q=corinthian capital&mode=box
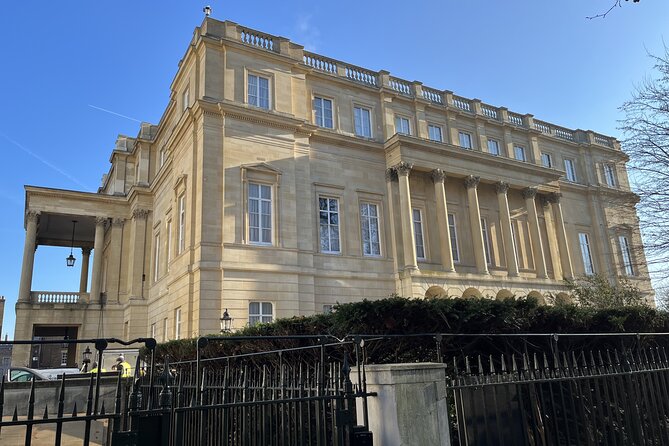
[26,210,40,223]
[430,169,446,184]
[95,216,108,226]
[132,208,150,220]
[522,187,538,200]
[385,168,398,183]
[546,192,562,204]
[111,218,125,227]
[464,175,480,189]
[394,162,413,177]
[495,181,510,194]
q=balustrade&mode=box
[508,113,525,127]
[345,65,378,86]
[30,291,81,304]
[389,77,413,96]
[303,52,337,74]
[422,87,443,104]
[481,103,499,120]
[452,96,472,112]
[240,28,275,52]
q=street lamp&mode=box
[82,346,92,372]
[220,309,232,333]
[66,220,77,267]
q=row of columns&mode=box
[388,163,574,279]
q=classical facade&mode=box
[13,18,652,365]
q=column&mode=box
[495,182,519,277]
[523,187,548,279]
[464,175,488,274]
[547,193,574,279]
[107,218,125,302]
[541,198,563,280]
[18,210,39,302]
[385,169,400,271]
[431,169,455,272]
[395,162,418,271]
[79,248,91,293]
[127,209,150,299]
[89,217,107,304]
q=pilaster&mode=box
[431,169,455,272]
[495,182,519,277]
[523,187,548,279]
[464,176,488,274]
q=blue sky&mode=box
[0,1,667,339]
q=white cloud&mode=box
[295,14,321,52]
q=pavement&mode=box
[0,418,108,445]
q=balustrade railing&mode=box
[481,103,499,120]
[452,96,472,112]
[303,52,337,74]
[508,113,525,127]
[344,64,378,86]
[533,120,552,134]
[422,87,443,104]
[594,133,614,147]
[240,27,275,52]
[389,77,413,96]
[554,126,575,141]
[31,291,81,304]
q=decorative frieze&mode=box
[495,181,510,194]
[394,162,413,177]
[464,175,480,189]
[430,169,446,184]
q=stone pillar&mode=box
[523,187,548,279]
[79,248,91,293]
[352,363,451,446]
[396,162,418,271]
[127,209,150,299]
[107,218,125,302]
[464,176,488,274]
[18,210,40,302]
[496,182,519,277]
[385,169,400,271]
[431,169,455,272]
[89,217,107,304]
[548,193,574,279]
[541,198,563,280]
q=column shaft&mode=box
[89,217,106,304]
[465,176,488,274]
[18,211,39,302]
[523,188,548,278]
[542,201,563,280]
[550,195,574,279]
[396,163,418,271]
[496,183,519,277]
[79,248,91,293]
[431,170,454,272]
[127,209,149,299]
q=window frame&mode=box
[360,202,382,257]
[151,323,156,339]
[174,307,182,340]
[541,153,553,168]
[564,159,577,182]
[249,301,274,325]
[182,87,190,112]
[177,193,186,254]
[428,124,443,142]
[458,131,472,150]
[319,196,342,254]
[481,217,493,266]
[619,235,635,276]
[487,138,500,156]
[514,145,527,162]
[413,208,426,260]
[313,95,334,129]
[353,105,373,138]
[247,72,271,110]
[448,213,461,263]
[166,218,173,271]
[395,115,411,136]
[248,182,273,245]
[578,232,595,275]
[153,232,161,283]
[604,164,617,187]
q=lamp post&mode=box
[220,309,232,333]
[82,346,92,372]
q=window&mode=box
[182,87,190,111]
[604,164,616,187]
[448,213,460,263]
[413,209,425,260]
[163,318,168,342]
[541,153,553,168]
[514,146,526,162]
[487,139,500,156]
[247,73,270,109]
[153,233,161,282]
[481,218,493,265]
[249,183,272,244]
[564,159,577,182]
[360,203,381,256]
[249,302,273,325]
[178,193,186,254]
[151,323,156,339]
[319,197,340,253]
[166,219,172,270]
[458,132,472,149]
[174,307,182,340]
[619,235,634,276]
[428,125,443,142]
[579,233,595,275]
[354,106,372,137]
[395,116,411,135]
[313,97,334,128]
[323,304,334,314]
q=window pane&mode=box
[262,302,272,314]
[249,302,260,314]
[488,139,499,155]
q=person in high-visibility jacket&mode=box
[113,356,132,378]
[89,362,106,373]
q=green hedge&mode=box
[149,297,669,365]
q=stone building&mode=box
[13,18,652,365]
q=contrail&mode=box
[88,104,142,123]
[0,132,90,190]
